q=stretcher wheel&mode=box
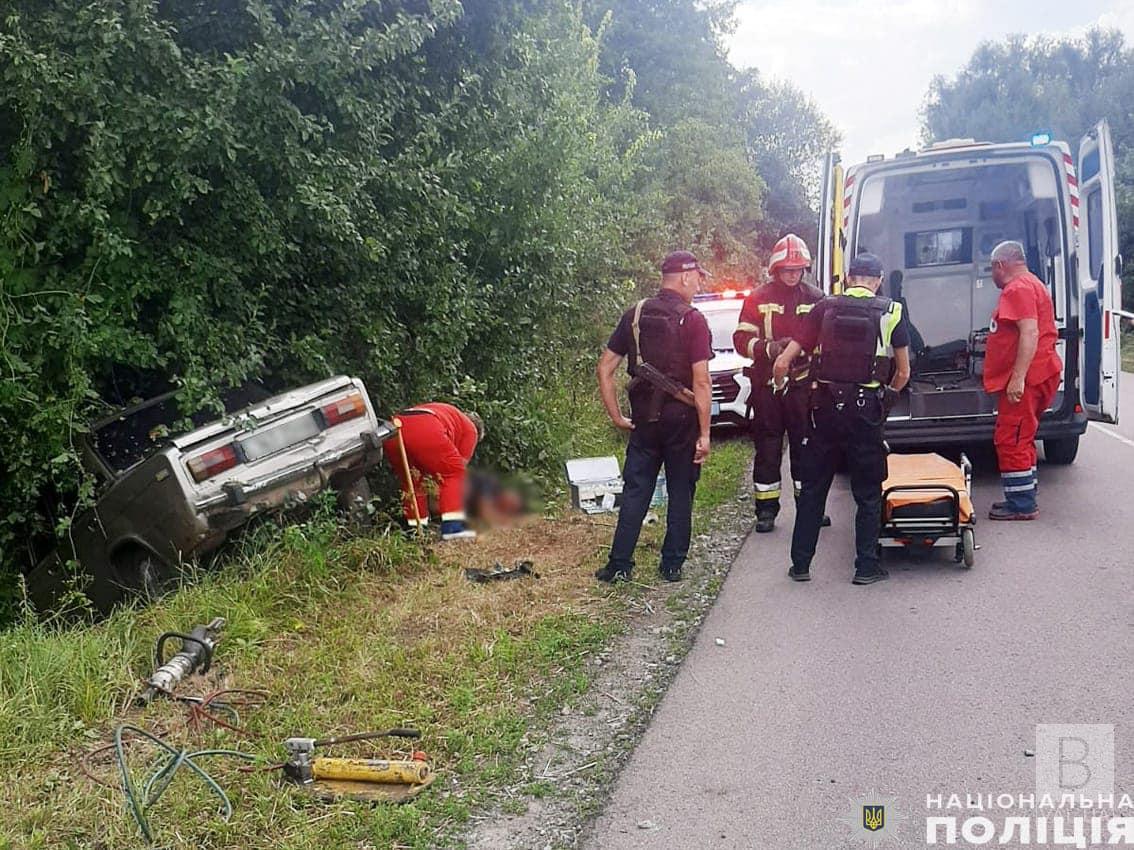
[960,528,975,568]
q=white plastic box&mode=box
[565,456,624,514]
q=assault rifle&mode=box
[634,362,697,407]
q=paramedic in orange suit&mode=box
[983,240,1063,521]
[384,402,484,540]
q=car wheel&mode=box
[1043,435,1079,465]
[337,476,374,528]
[112,546,166,602]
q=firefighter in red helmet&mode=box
[733,234,827,533]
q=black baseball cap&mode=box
[661,250,711,276]
[848,252,884,278]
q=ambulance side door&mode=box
[1077,120,1121,423]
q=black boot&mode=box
[754,500,779,533]
[594,563,631,583]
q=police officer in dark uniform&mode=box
[595,251,713,583]
[773,253,911,585]
[733,233,825,532]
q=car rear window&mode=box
[92,384,272,474]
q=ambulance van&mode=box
[815,121,1123,464]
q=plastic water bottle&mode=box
[650,471,667,508]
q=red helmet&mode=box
[767,233,812,276]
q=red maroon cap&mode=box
[661,250,710,276]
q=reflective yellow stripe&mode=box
[754,490,781,500]
[796,304,814,314]
[757,303,783,340]
[735,321,761,334]
[879,301,903,349]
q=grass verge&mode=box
[1,430,749,850]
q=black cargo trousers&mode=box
[750,380,811,516]
[791,384,888,576]
[606,403,701,574]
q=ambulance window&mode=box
[1081,149,1100,183]
[904,228,972,268]
[1087,187,1103,283]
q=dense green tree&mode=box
[0,0,840,603]
[583,0,738,129]
[583,0,839,277]
[736,72,840,251]
[0,0,650,590]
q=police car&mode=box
[815,122,1124,462]
[693,290,753,428]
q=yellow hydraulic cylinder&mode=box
[311,757,431,785]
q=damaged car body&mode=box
[27,376,394,613]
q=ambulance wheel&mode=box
[1043,435,1079,465]
[960,528,975,568]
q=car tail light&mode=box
[187,444,239,482]
[320,392,367,428]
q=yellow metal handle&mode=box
[311,757,431,785]
[392,417,425,536]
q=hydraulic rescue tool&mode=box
[282,729,434,803]
[137,617,226,705]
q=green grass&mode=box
[1122,329,1134,373]
[0,391,750,850]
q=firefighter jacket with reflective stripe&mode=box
[811,288,904,388]
[733,280,824,387]
[627,295,695,423]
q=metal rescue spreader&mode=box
[879,453,977,568]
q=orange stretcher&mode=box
[880,452,976,568]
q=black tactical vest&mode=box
[627,296,694,423]
[812,295,893,386]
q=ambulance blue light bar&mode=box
[1030,131,1053,146]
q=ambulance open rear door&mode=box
[1076,120,1122,424]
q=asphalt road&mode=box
[585,375,1134,849]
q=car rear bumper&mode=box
[194,427,391,524]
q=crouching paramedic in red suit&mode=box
[983,240,1063,521]
[383,402,484,540]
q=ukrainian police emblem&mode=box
[862,804,884,831]
[839,791,906,846]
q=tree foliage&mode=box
[0,0,836,595]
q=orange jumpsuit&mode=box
[384,403,479,526]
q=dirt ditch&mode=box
[464,487,751,850]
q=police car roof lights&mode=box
[694,288,750,302]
